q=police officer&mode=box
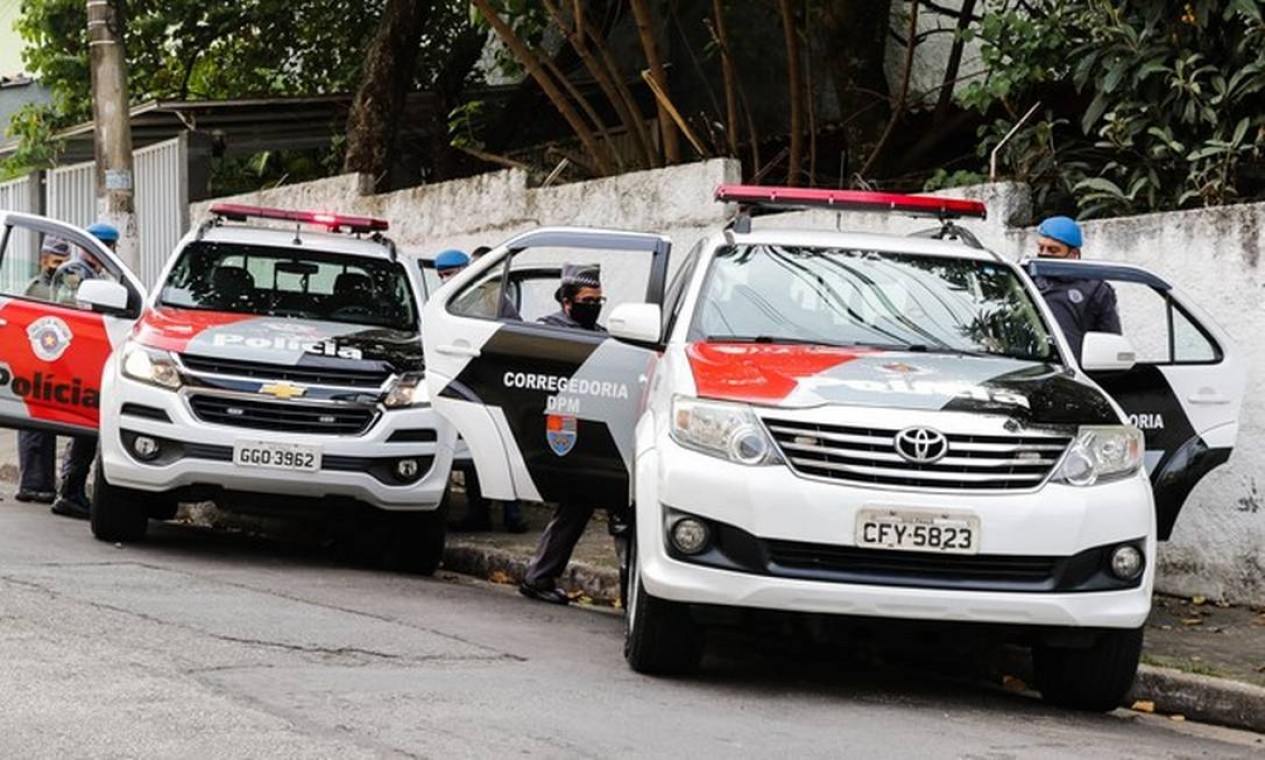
[1032,216,1121,362]
[434,249,470,283]
[14,237,73,504]
[519,264,608,604]
[48,223,117,519]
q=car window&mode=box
[689,244,1055,361]
[0,230,114,310]
[1113,281,1218,365]
[157,241,417,331]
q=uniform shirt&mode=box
[24,271,56,302]
[538,309,607,333]
[1034,276,1121,362]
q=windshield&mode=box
[690,244,1055,361]
[158,242,418,331]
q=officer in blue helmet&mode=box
[434,249,470,283]
[48,222,117,519]
[1033,216,1121,362]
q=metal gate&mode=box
[135,135,188,286]
[46,160,96,229]
[0,172,43,295]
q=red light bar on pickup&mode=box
[715,185,987,220]
[209,203,390,233]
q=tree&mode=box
[958,0,1265,217]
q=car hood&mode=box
[686,342,1117,425]
[134,307,423,372]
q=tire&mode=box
[89,458,149,543]
[389,503,448,576]
[1033,626,1143,711]
[147,498,179,521]
[623,536,702,675]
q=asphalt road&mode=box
[1,494,1261,759]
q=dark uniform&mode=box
[1034,275,1121,362]
[49,255,102,518]
[16,249,67,503]
[520,264,607,603]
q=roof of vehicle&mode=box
[192,222,399,260]
[720,227,1007,262]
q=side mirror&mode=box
[1080,332,1137,372]
[76,279,131,315]
[607,302,662,343]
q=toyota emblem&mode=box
[894,427,949,464]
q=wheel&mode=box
[147,497,179,521]
[89,457,149,542]
[623,535,702,675]
[1033,626,1143,711]
[388,503,448,576]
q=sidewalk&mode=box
[443,499,1265,733]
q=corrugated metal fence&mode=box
[0,172,43,296]
[2,136,188,289]
[135,135,188,286]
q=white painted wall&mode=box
[193,161,1264,603]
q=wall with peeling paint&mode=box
[192,159,1263,603]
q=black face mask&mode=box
[569,301,602,328]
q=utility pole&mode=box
[87,0,138,270]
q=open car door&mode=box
[0,212,145,436]
[1025,259,1246,538]
[422,228,669,507]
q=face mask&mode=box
[569,301,602,328]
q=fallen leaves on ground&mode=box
[1192,595,1207,606]
[1001,675,1027,692]
[1132,700,1156,713]
[487,570,514,584]
[1170,714,1186,722]
[1181,617,1204,626]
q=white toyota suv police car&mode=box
[422,186,1244,710]
[0,205,456,573]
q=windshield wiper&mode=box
[705,335,853,347]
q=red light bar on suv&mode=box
[715,185,987,220]
[209,203,390,233]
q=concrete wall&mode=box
[193,160,1263,604]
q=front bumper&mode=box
[100,369,456,511]
[635,441,1156,630]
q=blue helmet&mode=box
[434,249,470,272]
[1036,216,1083,249]
[86,222,120,244]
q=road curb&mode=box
[1127,665,1265,733]
[443,538,1265,734]
[442,538,621,604]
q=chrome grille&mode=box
[764,419,1070,490]
[189,395,376,435]
[180,354,390,388]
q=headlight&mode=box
[1053,425,1144,486]
[383,372,429,408]
[670,396,782,466]
[121,345,182,390]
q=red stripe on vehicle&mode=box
[132,307,257,353]
[686,342,871,404]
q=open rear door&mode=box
[1025,259,1245,538]
[422,227,669,506]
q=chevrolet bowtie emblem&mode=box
[259,381,306,400]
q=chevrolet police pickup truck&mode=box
[422,187,1245,710]
[0,206,456,573]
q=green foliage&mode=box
[960,0,1265,218]
[6,0,469,182]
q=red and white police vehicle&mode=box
[422,186,1245,709]
[0,206,456,573]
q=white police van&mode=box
[423,186,1244,710]
[0,205,457,573]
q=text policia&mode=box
[0,369,99,409]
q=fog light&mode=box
[132,435,160,461]
[670,517,710,555]
[1109,545,1144,581]
[395,458,420,480]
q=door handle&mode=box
[0,317,7,327]
[437,343,481,358]
[1187,392,1231,405]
